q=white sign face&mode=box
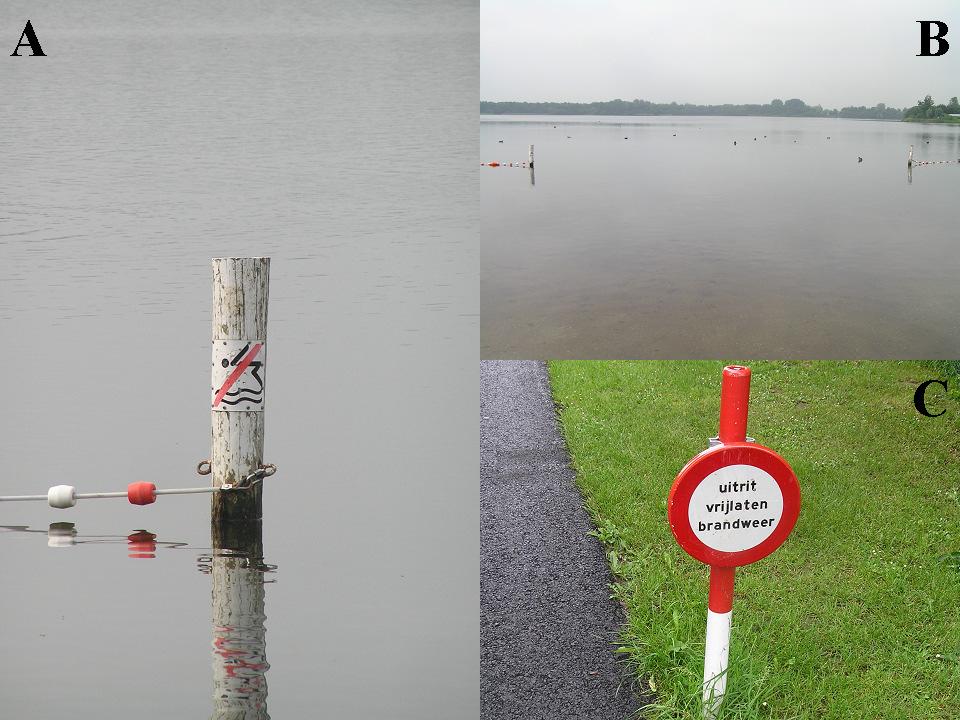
[211,339,266,412]
[687,464,784,553]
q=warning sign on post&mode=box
[688,465,784,553]
[211,339,266,412]
[668,443,799,567]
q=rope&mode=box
[480,161,531,168]
[0,463,277,509]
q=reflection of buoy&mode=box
[48,523,77,548]
[128,530,157,559]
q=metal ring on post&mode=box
[197,460,212,476]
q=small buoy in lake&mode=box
[487,161,500,167]
[127,482,157,506]
[624,137,628,140]
[48,485,77,509]
[733,141,737,146]
[827,136,831,139]
[753,137,756,141]
[673,133,676,137]
[498,140,503,143]
[858,156,863,163]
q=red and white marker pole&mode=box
[703,367,750,715]
[668,366,801,719]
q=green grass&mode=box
[549,361,960,720]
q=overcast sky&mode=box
[481,1,959,108]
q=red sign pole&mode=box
[703,366,750,714]
[668,365,800,718]
[709,365,751,612]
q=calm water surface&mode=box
[481,115,960,357]
[0,2,478,718]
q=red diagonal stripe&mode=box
[213,343,263,407]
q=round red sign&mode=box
[668,442,800,567]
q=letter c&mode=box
[914,379,947,417]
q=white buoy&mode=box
[47,485,77,509]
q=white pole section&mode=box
[908,144,914,167]
[703,608,732,718]
[211,257,270,527]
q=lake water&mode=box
[481,115,960,357]
[0,2,478,718]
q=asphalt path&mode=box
[480,360,643,719]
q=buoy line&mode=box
[480,161,531,168]
[0,464,277,509]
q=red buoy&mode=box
[127,482,157,506]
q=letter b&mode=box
[917,21,949,56]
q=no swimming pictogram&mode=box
[211,340,265,411]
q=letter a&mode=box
[11,20,46,57]
[917,21,948,57]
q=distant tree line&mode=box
[480,98,904,120]
[903,95,960,121]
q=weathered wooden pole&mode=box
[211,257,270,537]
[908,144,914,167]
[528,143,534,168]
[210,525,270,719]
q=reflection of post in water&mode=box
[907,164,913,185]
[529,164,535,187]
[208,523,272,720]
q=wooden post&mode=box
[211,257,270,535]
[528,143,534,168]
[210,525,270,719]
[908,144,914,167]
